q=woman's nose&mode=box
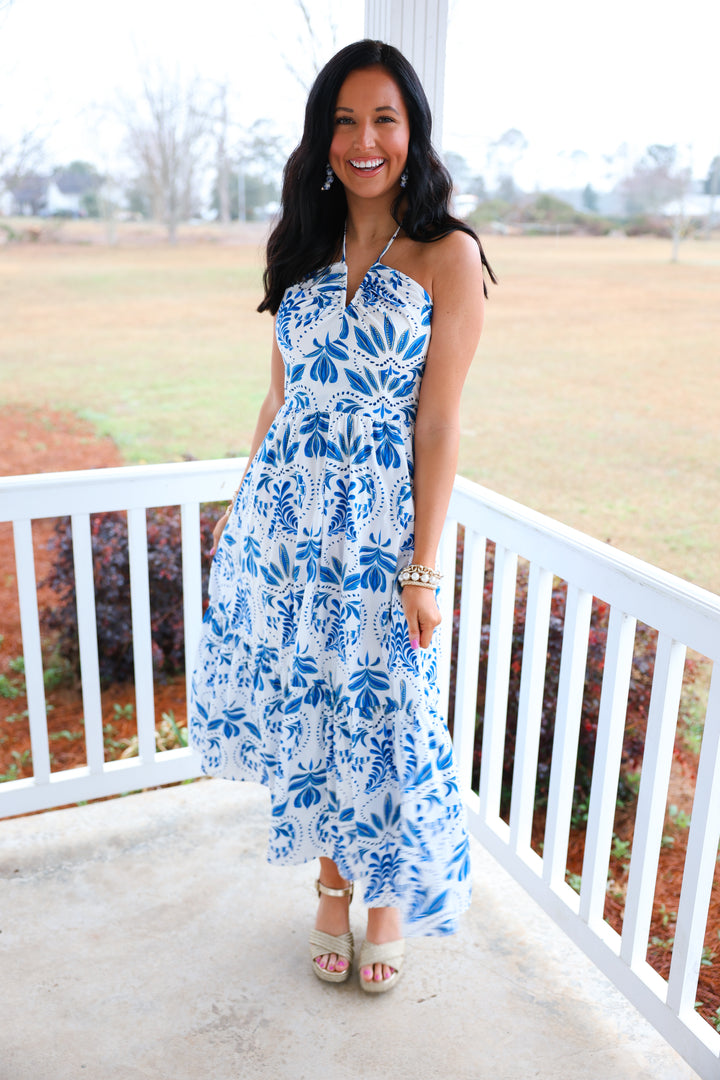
[354,120,376,150]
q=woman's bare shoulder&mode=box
[399,229,480,298]
[424,230,483,301]
[430,229,481,268]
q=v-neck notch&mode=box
[342,223,401,310]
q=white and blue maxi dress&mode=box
[190,231,471,936]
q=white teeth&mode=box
[350,159,384,169]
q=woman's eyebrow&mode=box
[333,105,400,114]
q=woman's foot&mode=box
[312,858,353,976]
[360,906,403,985]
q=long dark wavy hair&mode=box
[258,39,496,314]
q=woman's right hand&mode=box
[401,583,442,650]
[209,506,232,558]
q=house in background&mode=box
[5,172,48,215]
[662,188,718,225]
[4,164,102,216]
[45,168,98,215]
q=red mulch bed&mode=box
[0,405,188,800]
[1,404,718,1032]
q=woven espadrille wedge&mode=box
[309,879,354,984]
[358,938,405,993]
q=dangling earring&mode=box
[400,168,408,189]
[321,163,335,191]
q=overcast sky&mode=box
[1,0,717,191]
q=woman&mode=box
[190,39,494,993]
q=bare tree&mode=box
[234,120,287,222]
[214,83,232,227]
[558,148,589,189]
[617,144,692,259]
[0,127,49,212]
[274,0,340,92]
[210,82,250,227]
[0,127,47,177]
[704,154,720,237]
[0,0,15,36]
[602,142,633,193]
[486,128,528,199]
[120,67,212,243]
[619,144,690,216]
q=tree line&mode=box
[1,71,718,243]
[0,68,290,242]
[448,130,719,242]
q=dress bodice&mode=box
[276,252,433,423]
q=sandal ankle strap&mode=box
[316,878,354,901]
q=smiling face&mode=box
[328,65,410,201]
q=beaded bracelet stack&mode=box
[398,563,443,591]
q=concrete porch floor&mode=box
[0,779,698,1080]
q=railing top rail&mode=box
[450,474,720,608]
[0,458,247,522]
[450,475,720,659]
[2,462,718,655]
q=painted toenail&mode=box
[361,967,372,979]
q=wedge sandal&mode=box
[358,938,405,994]
[310,879,354,984]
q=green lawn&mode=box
[1,227,719,593]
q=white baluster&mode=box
[71,513,105,773]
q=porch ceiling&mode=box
[0,780,696,1080]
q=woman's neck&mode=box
[344,192,401,248]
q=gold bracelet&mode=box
[401,579,438,590]
[398,563,443,589]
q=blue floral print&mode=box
[190,243,471,936]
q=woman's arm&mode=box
[211,324,285,552]
[238,328,286,483]
[402,231,486,648]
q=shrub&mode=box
[517,193,579,225]
[624,214,673,238]
[447,537,655,815]
[468,198,514,227]
[469,193,616,236]
[42,506,217,685]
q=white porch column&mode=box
[364,0,449,150]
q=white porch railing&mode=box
[1,460,719,1080]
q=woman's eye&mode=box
[334,116,353,125]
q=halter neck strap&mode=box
[378,224,401,260]
[342,223,401,264]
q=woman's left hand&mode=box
[401,585,441,650]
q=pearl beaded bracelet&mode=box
[398,564,443,590]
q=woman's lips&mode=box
[347,158,386,177]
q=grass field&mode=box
[1,225,719,593]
